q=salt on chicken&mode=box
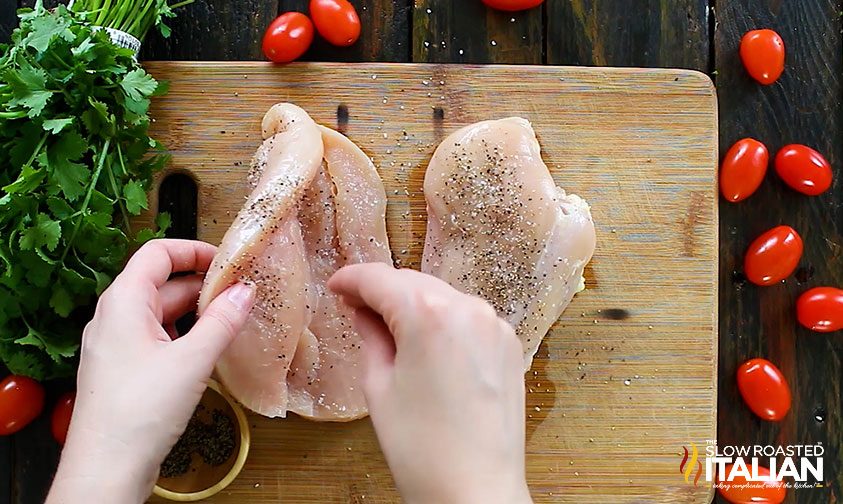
[198,104,391,420]
[422,117,596,370]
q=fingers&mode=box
[121,239,217,288]
[328,263,457,319]
[353,307,396,376]
[158,274,204,324]
[164,324,179,341]
[174,283,256,369]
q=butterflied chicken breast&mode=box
[199,104,390,421]
[422,117,596,370]
[198,103,323,417]
[288,126,391,421]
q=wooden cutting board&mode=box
[140,62,718,503]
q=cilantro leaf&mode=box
[120,69,158,101]
[135,228,157,244]
[85,211,112,228]
[51,160,89,201]
[49,283,74,317]
[82,97,114,136]
[15,329,45,349]
[24,11,74,52]
[152,80,171,97]
[71,36,95,58]
[45,338,80,363]
[1,343,47,378]
[123,179,148,214]
[47,131,90,200]
[5,63,53,117]
[156,212,172,232]
[19,250,53,288]
[53,130,88,160]
[136,212,172,244]
[123,95,151,119]
[19,212,62,252]
[46,197,74,219]
[3,164,46,194]
[42,117,74,134]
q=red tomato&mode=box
[774,144,833,196]
[0,375,45,435]
[797,287,843,332]
[737,358,791,421]
[739,29,785,85]
[720,138,769,202]
[717,464,786,504]
[51,391,75,445]
[262,12,314,63]
[310,0,361,47]
[744,225,803,286]
[481,0,544,11]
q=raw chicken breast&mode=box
[198,104,323,417]
[199,104,390,421]
[422,117,596,370]
[287,125,391,421]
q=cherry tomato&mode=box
[737,358,791,421]
[481,0,544,11]
[51,391,75,445]
[774,144,833,196]
[310,0,361,47]
[720,138,769,202]
[744,225,803,286]
[262,12,315,63]
[717,464,786,504]
[739,29,785,85]
[797,287,843,333]
[0,375,45,435]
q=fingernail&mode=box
[227,283,256,311]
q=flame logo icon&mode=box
[679,442,703,486]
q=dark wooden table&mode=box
[1,1,841,503]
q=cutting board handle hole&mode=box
[337,104,349,134]
[158,172,198,240]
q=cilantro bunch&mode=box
[0,2,174,379]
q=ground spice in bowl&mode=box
[160,404,237,478]
[154,379,250,501]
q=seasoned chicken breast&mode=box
[287,125,391,421]
[198,103,323,417]
[422,117,596,370]
[199,104,390,421]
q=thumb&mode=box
[176,282,256,364]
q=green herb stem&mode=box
[71,0,195,41]
[26,133,48,168]
[60,138,110,262]
[106,148,131,232]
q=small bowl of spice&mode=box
[153,379,250,501]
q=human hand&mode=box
[47,239,255,504]
[328,263,532,504]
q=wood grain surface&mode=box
[2,2,839,503]
[137,61,718,503]
[413,0,542,64]
[545,0,710,70]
